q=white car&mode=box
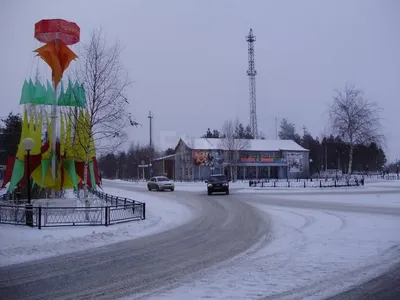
[147,176,175,191]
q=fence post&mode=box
[38,206,42,230]
[288,181,290,187]
[274,181,276,188]
[320,181,322,188]
[25,204,34,227]
[142,203,146,220]
[304,181,306,188]
[104,206,109,226]
[334,180,337,187]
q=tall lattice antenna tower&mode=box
[246,28,258,139]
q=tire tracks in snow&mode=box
[0,184,269,300]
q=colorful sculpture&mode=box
[0,19,99,193]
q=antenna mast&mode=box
[246,28,258,139]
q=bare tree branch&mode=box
[328,84,384,174]
[62,29,138,199]
[69,28,136,157]
[220,118,250,180]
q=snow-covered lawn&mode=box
[0,186,195,267]
[140,193,400,300]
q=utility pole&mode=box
[301,125,307,136]
[148,111,153,150]
[275,117,278,139]
[148,111,154,178]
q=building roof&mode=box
[153,154,175,161]
[178,137,308,152]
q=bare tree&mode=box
[329,84,384,174]
[220,118,249,180]
[177,136,195,181]
[69,29,137,199]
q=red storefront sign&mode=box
[240,157,283,163]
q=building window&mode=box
[260,152,271,158]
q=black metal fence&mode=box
[248,178,361,188]
[0,189,145,229]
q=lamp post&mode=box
[22,138,34,227]
[149,163,153,179]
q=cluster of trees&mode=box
[202,119,265,140]
[281,124,386,175]
[0,113,22,165]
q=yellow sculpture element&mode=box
[65,112,73,159]
[16,108,42,160]
[73,108,89,162]
[31,109,42,155]
[15,106,89,190]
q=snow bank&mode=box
[269,193,400,208]
[0,186,195,267]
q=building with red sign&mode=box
[172,137,309,180]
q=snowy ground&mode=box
[144,204,400,300]
[0,184,195,267]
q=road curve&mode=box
[0,183,269,300]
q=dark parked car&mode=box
[205,174,230,195]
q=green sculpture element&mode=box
[19,78,86,107]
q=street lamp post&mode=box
[22,138,34,227]
[149,163,153,179]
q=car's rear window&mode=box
[157,177,169,182]
[208,175,226,182]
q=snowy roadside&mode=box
[266,192,400,209]
[140,193,400,300]
[0,185,195,267]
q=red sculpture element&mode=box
[34,19,80,45]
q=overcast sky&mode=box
[1,0,399,161]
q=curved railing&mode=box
[0,189,145,229]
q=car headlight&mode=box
[208,184,213,188]
[223,183,228,186]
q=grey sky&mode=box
[1,0,399,161]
